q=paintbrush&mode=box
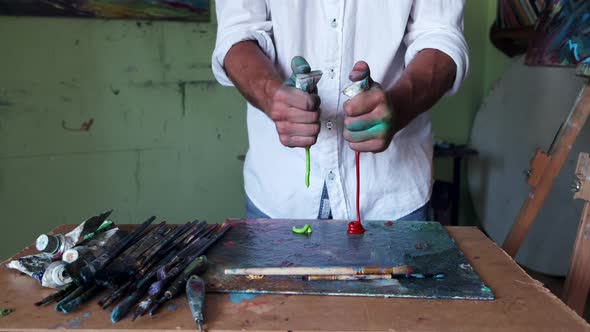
[34,283,76,307]
[78,216,156,285]
[226,265,413,276]
[100,223,207,310]
[55,285,88,312]
[148,255,209,317]
[111,271,158,323]
[302,273,445,281]
[57,284,102,314]
[149,223,230,316]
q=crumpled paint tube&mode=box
[36,212,113,260]
[6,253,53,283]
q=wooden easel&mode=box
[562,152,590,315]
[502,66,590,257]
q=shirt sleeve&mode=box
[403,0,469,96]
[211,0,275,86]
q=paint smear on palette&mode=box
[49,317,82,329]
[230,293,258,304]
[167,303,178,311]
[82,312,91,318]
[372,279,402,288]
[240,301,274,315]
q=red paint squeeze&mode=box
[348,151,365,234]
[384,221,394,226]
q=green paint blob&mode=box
[292,224,312,235]
[0,309,14,317]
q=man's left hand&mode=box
[343,61,395,153]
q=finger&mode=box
[344,103,392,129]
[349,138,389,153]
[343,122,390,143]
[275,87,320,111]
[291,56,311,75]
[276,122,320,137]
[285,56,312,86]
[349,61,370,82]
[286,107,320,123]
[279,135,317,148]
[343,89,387,117]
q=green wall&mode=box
[0,3,511,259]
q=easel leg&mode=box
[563,202,590,316]
[502,82,590,257]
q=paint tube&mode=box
[35,211,114,259]
[294,70,323,92]
[41,261,73,288]
[6,253,53,283]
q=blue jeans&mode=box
[246,195,430,221]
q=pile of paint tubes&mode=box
[7,210,118,288]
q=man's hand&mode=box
[269,57,321,148]
[343,61,395,153]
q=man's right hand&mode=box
[267,57,321,148]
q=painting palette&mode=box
[204,219,494,300]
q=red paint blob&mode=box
[348,151,365,234]
[223,241,234,247]
[347,221,365,234]
[384,221,394,226]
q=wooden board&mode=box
[204,219,493,300]
[0,225,588,332]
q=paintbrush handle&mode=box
[225,265,412,276]
[303,274,392,281]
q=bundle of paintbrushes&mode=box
[6,210,230,323]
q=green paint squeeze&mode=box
[292,224,312,235]
[305,148,310,188]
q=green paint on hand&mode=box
[348,121,389,141]
[0,309,14,317]
[305,148,310,188]
[292,224,312,235]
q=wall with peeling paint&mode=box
[0,3,509,259]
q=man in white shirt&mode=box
[212,1,469,221]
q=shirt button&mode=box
[326,120,333,130]
[329,68,336,79]
[328,171,336,181]
[331,19,338,28]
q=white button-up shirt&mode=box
[212,0,469,220]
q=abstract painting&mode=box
[204,219,494,300]
[0,0,209,22]
[526,0,590,67]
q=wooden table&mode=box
[0,225,588,331]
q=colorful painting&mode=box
[204,219,494,300]
[0,0,209,21]
[526,0,590,68]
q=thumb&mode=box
[291,56,311,75]
[285,56,311,87]
[349,61,370,82]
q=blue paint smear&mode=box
[82,312,91,318]
[229,292,258,303]
[167,304,178,311]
